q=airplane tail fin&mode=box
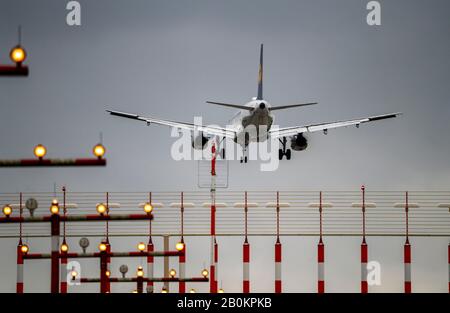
[257,44,263,100]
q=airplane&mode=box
[107,44,401,163]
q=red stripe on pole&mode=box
[275,243,282,262]
[211,206,216,236]
[361,243,368,263]
[318,242,324,263]
[361,281,368,293]
[243,243,250,263]
[16,282,24,293]
[405,281,412,293]
[318,281,325,294]
[404,243,411,263]
[275,281,281,293]
[210,265,216,293]
[243,281,250,293]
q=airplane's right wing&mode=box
[269,112,402,138]
[107,110,236,138]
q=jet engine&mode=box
[290,133,308,151]
[192,134,209,150]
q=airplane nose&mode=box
[259,103,266,109]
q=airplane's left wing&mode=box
[107,110,236,138]
[269,112,402,138]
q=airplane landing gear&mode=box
[240,146,248,163]
[278,137,291,160]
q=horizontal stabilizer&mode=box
[206,101,253,111]
[269,102,317,111]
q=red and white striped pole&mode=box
[318,191,325,293]
[50,210,60,293]
[17,193,24,293]
[105,193,111,293]
[147,240,154,293]
[360,185,368,294]
[210,143,218,293]
[60,247,68,293]
[404,191,412,293]
[147,193,154,293]
[16,240,24,293]
[179,192,186,294]
[274,192,282,293]
[60,187,68,293]
[100,243,108,293]
[106,242,111,293]
[243,191,250,293]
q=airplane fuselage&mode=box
[231,99,274,146]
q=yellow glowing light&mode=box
[50,200,59,215]
[218,288,224,293]
[10,45,26,63]
[34,144,47,159]
[93,144,106,158]
[137,242,146,252]
[132,290,138,293]
[105,270,111,277]
[201,269,209,278]
[175,242,185,251]
[143,203,153,214]
[136,266,144,277]
[2,205,12,217]
[96,203,107,215]
[71,270,78,279]
[99,242,107,252]
[189,289,196,293]
[20,244,29,254]
[161,288,168,293]
[169,269,176,278]
[60,243,69,253]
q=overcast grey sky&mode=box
[0,0,449,292]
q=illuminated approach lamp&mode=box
[50,199,59,214]
[20,244,29,254]
[175,242,184,251]
[2,205,12,217]
[93,144,105,159]
[10,45,26,64]
[137,242,146,252]
[143,202,153,214]
[34,144,47,159]
[96,203,107,215]
[98,242,107,252]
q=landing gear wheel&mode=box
[244,156,248,163]
[220,148,226,160]
[278,149,283,160]
[286,149,291,160]
[240,157,243,163]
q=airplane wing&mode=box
[107,110,236,138]
[269,112,402,139]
